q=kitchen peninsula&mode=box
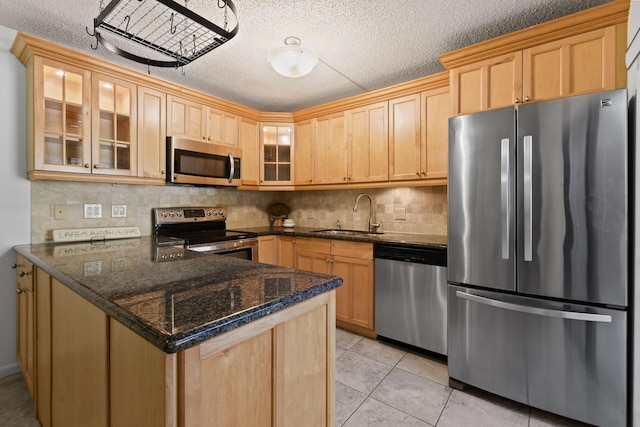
[14,236,341,427]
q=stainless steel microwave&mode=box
[167,137,241,186]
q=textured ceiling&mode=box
[0,0,612,112]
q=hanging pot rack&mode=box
[87,0,238,68]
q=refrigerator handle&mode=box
[500,138,510,260]
[523,135,533,261]
[455,291,612,323]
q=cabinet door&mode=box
[166,95,204,140]
[258,235,278,264]
[314,112,347,184]
[278,236,296,268]
[137,85,166,180]
[294,119,314,185]
[389,94,421,181]
[296,251,331,275]
[92,74,137,175]
[15,254,35,396]
[333,256,374,330]
[450,51,523,116]
[239,116,259,186]
[34,57,91,173]
[523,26,617,103]
[347,101,389,183]
[206,107,238,147]
[421,87,450,180]
[51,279,108,427]
[260,123,293,185]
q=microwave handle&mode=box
[228,153,235,183]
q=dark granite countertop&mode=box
[232,226,447,250]
[14,236,342,354]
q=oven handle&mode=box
[187,238,258,254]
[228,153,235,184]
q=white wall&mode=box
[0,25,31,378]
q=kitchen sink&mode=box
[312,229,384,237]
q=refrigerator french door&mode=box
[447,89,628,427]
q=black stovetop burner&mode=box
[152,207,257,246]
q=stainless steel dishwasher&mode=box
[375,244,448,356]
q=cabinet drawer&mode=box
[331,241,372,259]
[294,237,331,254]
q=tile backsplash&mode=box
[31,181,447,243]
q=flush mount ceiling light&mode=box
[86,0,239,69]
[268,36,318,78]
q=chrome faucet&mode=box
[353,193,380,233]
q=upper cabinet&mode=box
[260,122,294,186]
[314,112,347,185]
[442,0,629,116]
[166,95,238,147]
[239,116,260,186]
[347,101,389,183]
[137,86,166,180]
[294,119,314,185]
[36,58,92,174]
[91,73,137,176]
[388,77,449,183]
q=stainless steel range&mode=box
[153,207,258,261]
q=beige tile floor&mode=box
[335,328,591,427]
[0,328,592,426]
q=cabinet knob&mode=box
[202,136,206,140]
[84,164,90,168]
[15,288,23,294]
[11,263,17,269]
[161,170,166,175]
[18,271,27,277]
[416,172,421,176]
[93,164,99,169]
[514,98,521,104]
[524,96,531,102]
[421,171,426,176]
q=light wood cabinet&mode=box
[137,86,166,180]
[167,94,238,146]
[15,254,35,396]
[293,238,374,336]
[260,122,294,185]
[294,119,314,185]
[34,57,92,174]
[239,116,260,186]
[389,86,449,183]
[347,101,389,183]
[34,274,109,427]
[258,235,279,264]
[450,25,623,115]
[91,73,137,176]
[166,94,203,140]
[314,112,348,184]
[278,236,297,268]
[111,291,336,427]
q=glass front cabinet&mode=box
[36,58,91,173]
[33,58,136,176]
[260,122,293,185]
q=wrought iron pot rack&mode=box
[87,0,238,68]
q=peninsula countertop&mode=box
[14,236,343,354]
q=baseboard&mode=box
[0,362,20,379]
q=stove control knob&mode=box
[169,211,175,217]
[161,212,167,218]
[176,212,182,217]
[207,210,213,216]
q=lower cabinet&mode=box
[24,263,336,427]
[293,238,374,337]
[111,291,336,427]
[15,254,35,396]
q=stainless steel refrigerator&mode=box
[447,89,628,427]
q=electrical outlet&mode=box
[84,203,102,219]
[111,204,127,218]
[394,207,406,220]
[54,204,67,220]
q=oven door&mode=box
[187,238,258,261]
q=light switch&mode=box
[112,204,127,218]
[84,204,102,219]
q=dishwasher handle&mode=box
[374,244,446,266]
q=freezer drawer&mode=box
[448,285,627,427]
